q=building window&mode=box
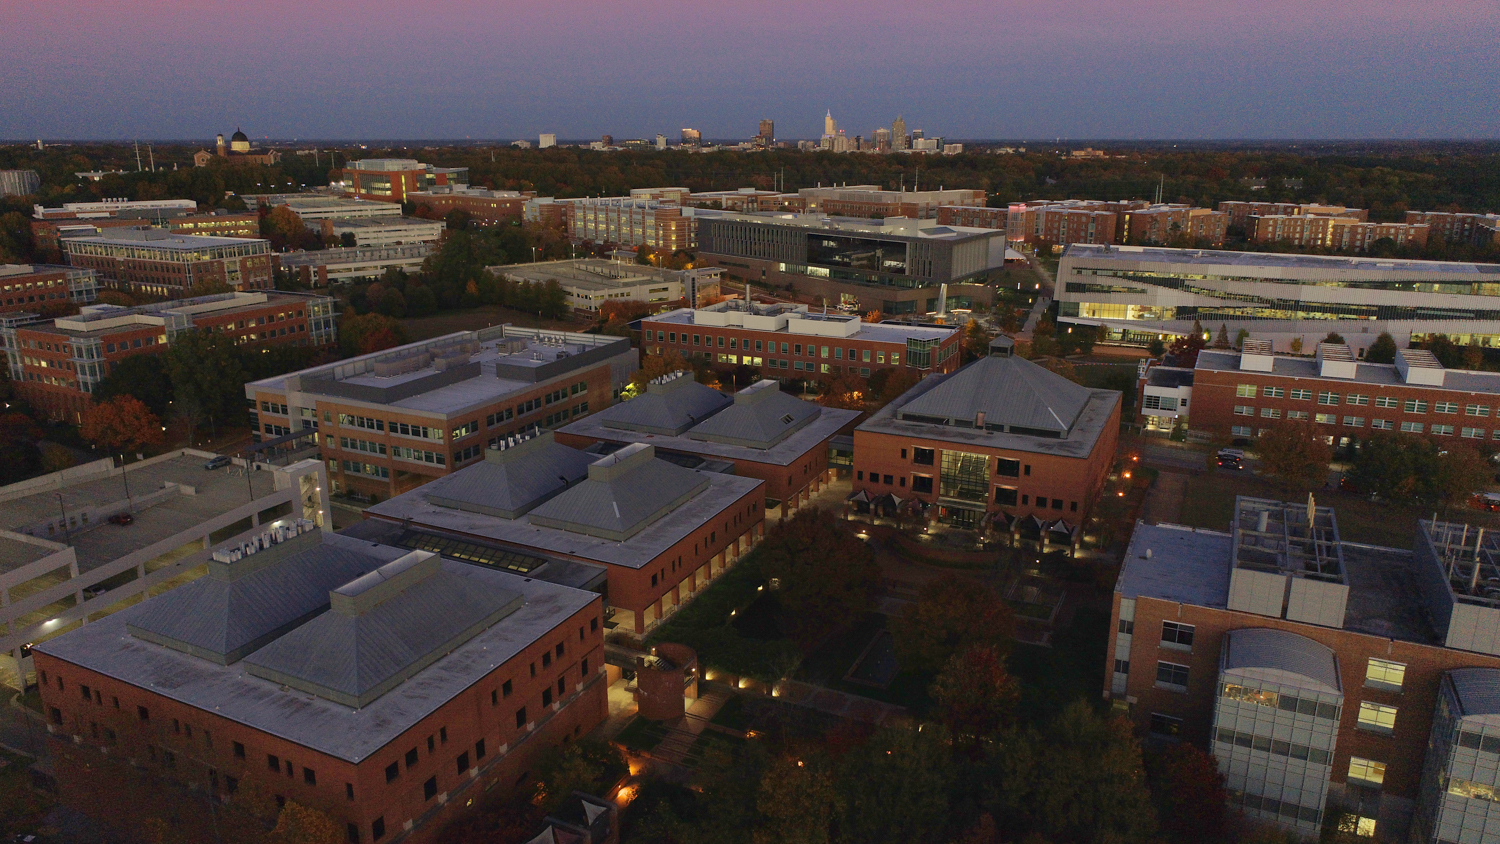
[994,486,1017,506]
[372,818,386,841]
[1286,410,1309,421]
[385,762,399,783]
[1155,661,1189,691]
[1118,619,1134,634]
[1399,421,1423,433]
[1236,384,1257,398]
[1289,388,1312,401]
[1364,658,1405,691]
[1260,408,1281,419]
[233,741,245,759]
[1148,713,1182,737]
[1371,419,1393,430]
[1402,399,1428,413]
[940,451,989,503]
[406,748,419,769]
[456,752,470,775]
[424,776,438,800]
[1344,417,1365,427]
[1160,621,1194,650]
[1347,757,1386,787]
[516,708,527,729]
[1435,401,1458,414]
[304,768,317,786]
[1317,392,1340,406]
[995,457,1020,477]
[268,754,280,772]
[1347,394,1370,406]
[1374,396,1398,408]
[1230,426,1253,437]
[1315,413,1337,424]
[1233,405,1254,416]
[1356,701,1397,734]
[912,447,934,466]
[912,475,934,494]
[1466,404,1490,417]
[1262,386,1285,398]
[1432,424,1455,436]
[503,679,513,697]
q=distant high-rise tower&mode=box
[893,115,908,151]
[758,119,774,146]
[824,110,837,137]
[912,129,925,142]
[681,128,702,146]
[873,127,892,153]
[655,134,668,150]
[539,133,556,149]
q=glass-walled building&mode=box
[1415,669,1500,844]
[1056,244,1500,356]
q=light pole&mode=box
[119,453,132,508]
[530,246,537,263]
[55,493,70,545]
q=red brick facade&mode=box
[35,598,608,844]
[639,320,962,381]
[1107,591,1500,806]
[850,406,1121,524]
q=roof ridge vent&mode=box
[486,429,553,462]
[587,442,655,481]
[328,550,441,617]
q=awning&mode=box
[847,489,870,504]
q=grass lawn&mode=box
[1008,606,1111,729]
[0,748,53,839]
[708,696,751,732]
[399,305,583,341]
[794,613,935,711]
[682,731,746,766]
[1177,471,1500,549]
[614,716,672,753]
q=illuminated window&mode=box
[1357,701,1397,734]
[1365,659,1405,691]
[1347,757,1385,787]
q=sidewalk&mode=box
[773,680,905,726]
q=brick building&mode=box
[1249,215,1430,250]
[1186,341,1500,449]
[244,327,638,501]
[192,129,281,167]
[641,299,961,382]
[61,229,274,296]
[3,292,336,423]
[317,217,445,248]
[406,187,532,224]
[364,435,766,636]
[556,374,859,517]
[1120,205,1228,246]
[244,194,405,222]
[491,258,720,315]
[343,159,468,204]
[34,529,607,844]
[797,186,985,219]
[1107,497,1500,841]
[32,199,200,221]
[851,336,1121,529]
[0,264,99,315]
[684,189,804,214]
[934,205,1007,231]
[1219,202,1367,230]
[1406,211,1500,248]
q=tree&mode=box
[270,801,343,844]
[1365,332,1397,364]
[962,318,994,361]
[532,740,626,813]
[1254,420,1332,495]
[754,753,838,844]
[756,507,880,647]
[1347,432,1423,502]
[1147,337,1166,357]
[1465,341,1486,371]
[1234,328,1250,349]
[892,576,1014,673]
[1166,331,1206,368]
[930,645,1017,751]
[1145,743,1228,844]
[1323,331,1346,345]
[92,353,174,418]
[833,725,954,844]
[1426,443,1492,509]
[338,313,408,358]
[81,395,164,455]
[1038,356,1083,384]
[816,373,868,410]
[984,702,1158,844]
[165,329,247,441]
[0,410,43,485]
[260,205,319,252]
[872,368,919,409]
[1213,323,1230,348]
[630,349,694,392]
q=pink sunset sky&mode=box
[3,0,1497,140]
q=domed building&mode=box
[193,127,280,167]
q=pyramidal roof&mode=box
[599,371,730,436]
[425,432,595,520]
[895,348,1093,437]
[529,443,709,541]
[242,554,523,708]
[688,379,821,449]
[126,530,403,665]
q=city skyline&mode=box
[3,1,1497,141]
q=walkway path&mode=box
[1141,471,1189,524]
[772,680,906,726]
[648,689,731,766]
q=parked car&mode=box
[1216,448,1245,470]
[204,455,232,470]
[107,513,134,526]
[1473,492,1500,513]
